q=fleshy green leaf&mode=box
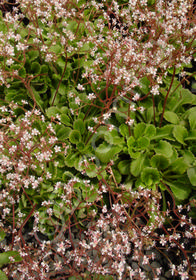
[95,142,122,163]
[137,136,150,149]
[154,140,173,158]
[64,152,80,167]
[118,160,131,175]
[56,125,72,140]
[62,171,74,181]
[165,181,191,200]
[31,62,41,74]
[73,119,85,134]
[141,167,160,186]
[69,130,81,144]
[167,158,189,174]
[150,155,169,170]
[46,107,60,118]
[188,111,196,130]
[119,124,129,137]
[152,125,174,140]
[0,231,5,242]
[0,251,22,268]
[182,150,195,165]
[50,43,62,54]
[144,124,156,138]
[85,164,97,178]
[187,167,196,186]
[104,129,124,145]
[173,125,188,144]
[61,114,71,126]
[28,50,39,61]
[164,111,179,124]
[185,130,196,141]
[0,270,8,280]
[134,123,146,139]
[130,154,145,177]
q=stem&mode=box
[52,53,68,106]
[19,203,37,247]
[152,94,156,125]
[159,66,176,128]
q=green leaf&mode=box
[49,43,62,54]
[152,125,174,140]
[130,154,145,177]
[64,152,80,167]
[154,140,173,158]
[165,180,191,200]
[69,130,81,144]
[0,231,5,242]
[28,50,39,61]
[60,114,71,126]
[45,107,60,118]
[62,171,74,181]
[31,62,41,74]
[187,167,196,186]
[127,136,140,159]
[40,65,48,74]
[85,164,97,178]
[0,251,22,268]
[168,158,189,174]
[137,136,150,149]
[144,124,156,138]
[188,111,196,130]
[112,169,122,184]
[58,83,67,95]
[150,155,169,170]
[173,125,188,144]
[185,130,196,141]
[0,270,8,280]
[141,167,160,186]
[182,150,195,165]
[146,106,154,123]
[118,160,131,175]
[104,129,123,145]
[134,123,146,139]
[11,65,26,78]
[73,119,85,134]
[164,111,179,124]
[119,124,129,137]
[56,125,72,140]
[95,142,122,163]
[180,88,196,105]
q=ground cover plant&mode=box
[0,0,196,279]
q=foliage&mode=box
[0,0,196,279]
[0,230,22,280]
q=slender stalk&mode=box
[159,66,176,128]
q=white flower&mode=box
[132,93,140,101]
[75,97,81,105]
[103,112,111,120]
[6,58,14,66]
[151,85,160,95]
[77,84,85,91]
[127,119,134,126]
[87,93,96,100]
[54,146,61,153]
